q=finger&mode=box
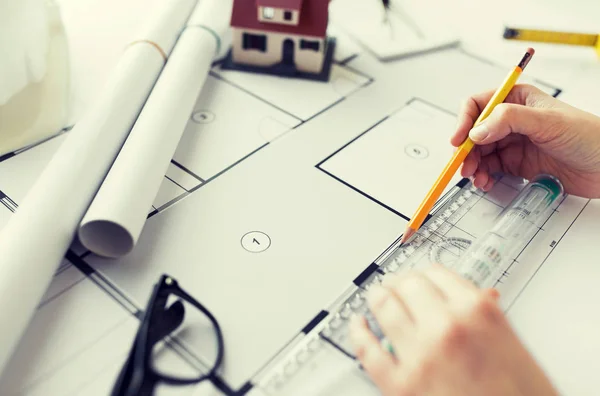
[450,85,533,147]
[480,84,544,108]
[496,132,526,149]
[469,103,557,146]
[454,84,548,146]
[480,152,504,176]
[472,168,489,189]
[383,272,447,326]
[423,265,502,317]
[482,177,495,192]
[366,285,414,357]
[421,264,479,302]
[478,142,498,157]
[460,149,480,178]
[349,315,398,393]
[451,92,493,147]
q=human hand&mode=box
[349,265,557,396]
[451,84,600,198]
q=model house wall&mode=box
[232,27,325,73]
[228,0,332,78]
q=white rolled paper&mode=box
[78,0,233,258]
[0,0,197,376]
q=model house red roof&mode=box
[256,0,303,10]
[231,0,329,38]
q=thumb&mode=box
[468,103,554,145]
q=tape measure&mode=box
[503,27,600,57]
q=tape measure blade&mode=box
[503,27,598,47]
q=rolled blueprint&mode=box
[0,0,197,376]
[78,0,233,258]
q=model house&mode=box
[224,0,335,81]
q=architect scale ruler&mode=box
[250,178,532,395]
[249,173,576,395]
[319,180,489,360]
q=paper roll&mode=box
[78,0,233,258]
[0,0,196,376]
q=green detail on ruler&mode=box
[531,174,563,201]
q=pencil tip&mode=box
[400,228,416,245]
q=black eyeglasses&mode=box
[111,274,224,396]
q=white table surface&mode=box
[55,0,600,394]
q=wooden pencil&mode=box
[400,47,535,244]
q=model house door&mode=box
[282,39,294,66]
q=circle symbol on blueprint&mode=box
[191,110,215,124]
[429,237,472,269]
[405,144,429,159]
[241,231,271,253]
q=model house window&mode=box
[243,33,267,52]
[263,7,275,19]
[300,39,320,51]
[284,10,292,21]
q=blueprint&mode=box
[0,0,594,394]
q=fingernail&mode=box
[485,288,501,300]
[469,124,489,142]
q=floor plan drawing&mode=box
[0,13,588,394]
[319,99,463,220]
[172,74,301,182]
[210,63,373,122]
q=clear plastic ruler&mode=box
[321,180,487,359]
[252,176,567,395]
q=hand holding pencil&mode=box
[453,86,600,201]
[400,48,535,244]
